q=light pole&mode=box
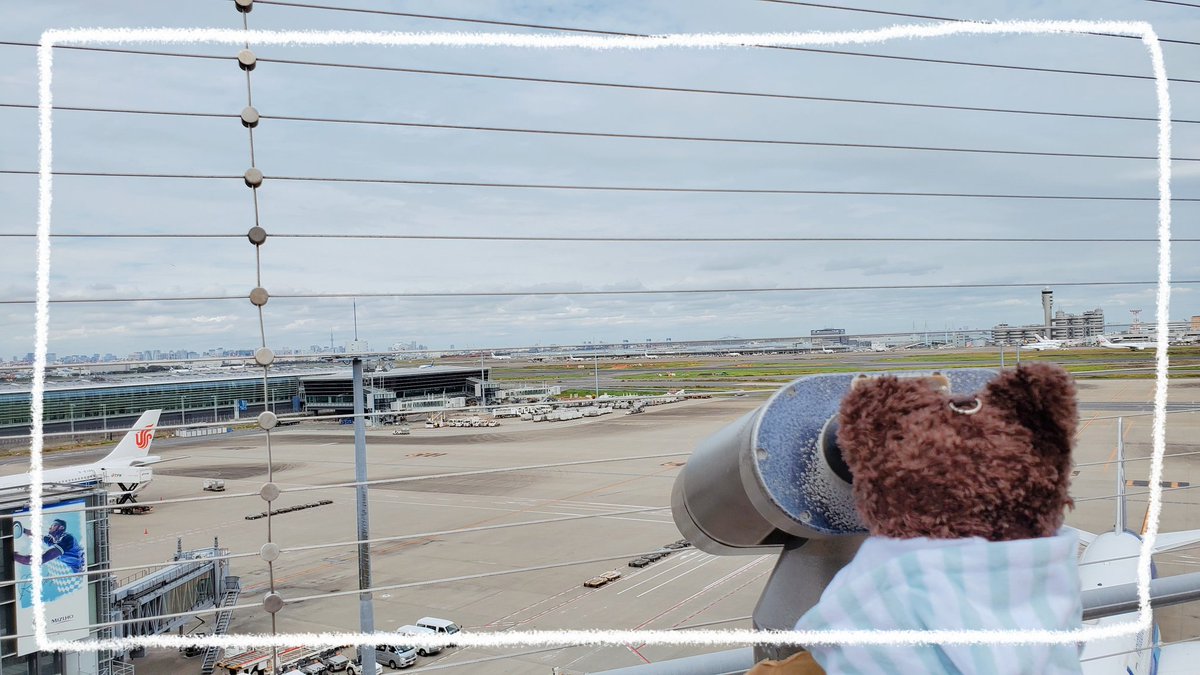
[68,402,75,439]
[180,395,186,425]
[594,355,599,398]
[352,358,375,668]
[213,395,218,423]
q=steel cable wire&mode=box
[245,0,1200,49]
[2,280,1195,305]
[7,86,1197,126]
[6,170,1197,202]
[4,35,1199,85]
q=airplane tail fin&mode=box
[101,410,162,464]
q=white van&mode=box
[414,617,460,647]
[374,644,416,669]
[395,625,441,656]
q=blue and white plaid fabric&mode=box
[796,530,1083,674]
[18,558,85,608]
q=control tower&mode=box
[1042,288,1054,335]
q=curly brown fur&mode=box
[836,363,1077,542]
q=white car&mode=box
[395,625,442,656]
[414,617,460,648]
[346,661,383,675]
[375,644,417,669]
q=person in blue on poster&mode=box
[14,519,85,573]
[14,516,87,607]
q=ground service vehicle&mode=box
[217,646,325,674]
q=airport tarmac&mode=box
[11,376,1200,673]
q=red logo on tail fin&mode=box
[134,425,154,450]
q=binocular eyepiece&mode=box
[670,369,1000,555]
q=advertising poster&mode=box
[12,500,90,655]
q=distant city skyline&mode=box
[8,311,1189,367]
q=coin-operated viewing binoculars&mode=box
[670,368,1000,662]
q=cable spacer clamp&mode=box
[247,226,267,246]
[237,48,256,71]
[240,106,260,128]
[260,542,280,563]
[249,287,269,306]
[259,482,280,502]
[262,592,284,614]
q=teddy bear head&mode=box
[835,363,1077,542]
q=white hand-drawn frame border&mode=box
[30,20,1172,654]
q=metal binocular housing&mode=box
[669,368,1000,661]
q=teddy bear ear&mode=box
[984,363,1078,454]
[837,375,920,461]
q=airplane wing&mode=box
[1156,640,1200,673]
[128,455,189,467]
[1152,528,1200,554]
[1067,527,1200,554]
[1064,526,1097,546]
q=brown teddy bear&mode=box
[786,363,1085,675]
[839,363,1077,542]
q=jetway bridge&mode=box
[109,540,239,670]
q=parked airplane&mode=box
[643,353,660,360]
[1023,334,1065,351]
[0,410,165,504]
[1075,442,1200,673]
[489,353,513,360]
[1099,337,1158,351]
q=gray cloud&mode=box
[1,0,1197,358]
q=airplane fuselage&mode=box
[1078,531,1157,675]
[0,462,154,496]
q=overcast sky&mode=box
[1,1,1198,358]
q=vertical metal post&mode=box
[480,355,486,408]
[180,396,186,425]
[352,358,375,666]
[1116,416,1127,534]
[69,403,74,439]
[999,345,1005,369]
[1015,343,1021,365]
[594,355,599,398]
[213,395,218,423]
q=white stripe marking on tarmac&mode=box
[635,555,719,598]
[617,551,705,595]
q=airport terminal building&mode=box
[0,366,488,439]
[298,366,488,415]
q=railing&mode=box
[589,573,1200,674]
[201,576,242,675]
